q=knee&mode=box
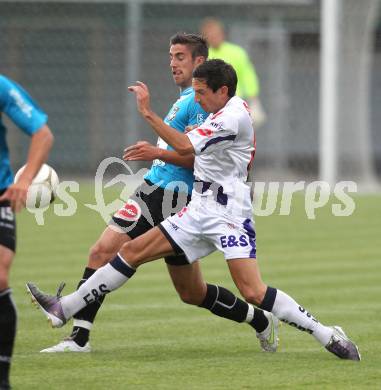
[88,243,110,269]
[174,282,206,306]
[177,289,201,306]
[119,241,142,268]
[239,285,267,306]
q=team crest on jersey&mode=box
[115,199,141,222]
[167,106,180,121]
[197,114,205,126]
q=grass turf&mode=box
[10,185,381,389]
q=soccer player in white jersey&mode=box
[27,59,360,361]
[38,34,278,354]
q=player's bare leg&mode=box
[167,261,206,305]
[227,258,360,360]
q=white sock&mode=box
[61,254,135,319]
[272,289,333,346]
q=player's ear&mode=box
[194,56,205,67]
[220,85,229,97]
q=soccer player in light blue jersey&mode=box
[0,75,54,389]
[42,33,278,354]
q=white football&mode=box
[14,163,59,209]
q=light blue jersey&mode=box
[0,75,48,190]
[145,87,207,194]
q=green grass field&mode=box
[10,185,381,389]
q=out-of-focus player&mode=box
[0,74,54,390]
[200,18,266,127]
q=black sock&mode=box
[199,284,248,322]
[249,310,269,333]
[259,286,277,312]
[71,267,105,347]
[198,283,267,330]
[0,289,17,385]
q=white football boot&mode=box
[256,311,280,352]
[40,338,91,353]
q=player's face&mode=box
[193,78,227,113]
[202,24,224,49]
[169,44,197,89]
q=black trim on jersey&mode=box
[200,134,236,152]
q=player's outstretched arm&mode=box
[0,125,54,211]
[123,141,194,169]
[128,82,194,155]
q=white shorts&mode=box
[159,200,256,263]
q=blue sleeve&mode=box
[0,75,48,135]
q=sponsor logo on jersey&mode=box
[177,206,188,217]
[197,128,214,137]
[9,88,33,118]
[115,199,141,221]
[210,121,223,130]
[167,106,180,122]
[152,159,165,167]
[220,234,249,248]
[169,221,179,231]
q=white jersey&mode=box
[186,96,255,218]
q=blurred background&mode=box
[1,0,380,189]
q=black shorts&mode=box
[0,189,16,252]
[111,179,191,265]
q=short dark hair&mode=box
[170,33,209,60]
[192,59,237,97]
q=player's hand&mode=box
[123,141,159,161]
[248,97,267,128]
[0,179,30,212]
[128,81,151,117]
[184,124,198,133]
